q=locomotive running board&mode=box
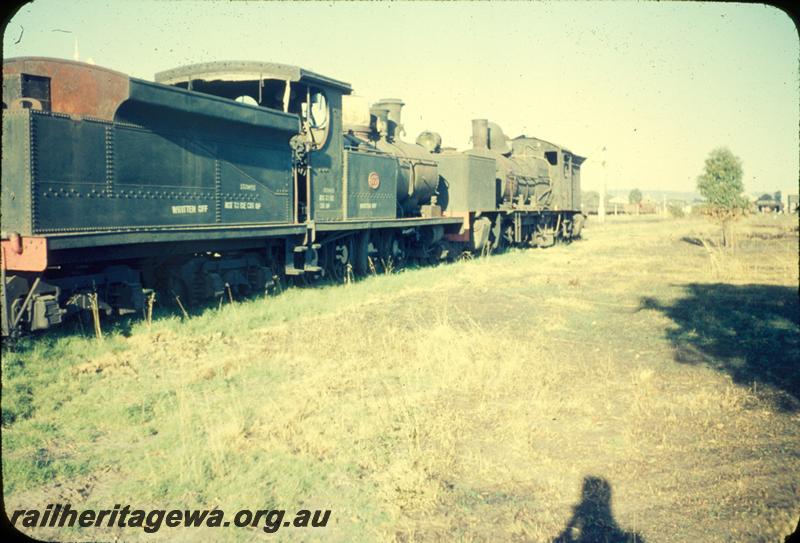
[314,216,463,232]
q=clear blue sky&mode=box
[3,0,798,196]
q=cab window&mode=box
[289,85,329,149]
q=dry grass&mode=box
[2,214,799,542]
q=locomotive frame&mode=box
[1,57,586,337]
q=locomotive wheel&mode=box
[486,218,501,253]
[503,224,515,247]
[387,233,406,271]
[427,240,451,265]
[247,263,275,295]
[374,231,405,273]
[376,231,392,272]
[534,230,556,248]
[326,237,353,282]
[271,266,287,294]
[353,231,370,276]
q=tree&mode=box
[628,188,643,205]
[696,148,748,248]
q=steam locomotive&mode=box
[1,58,586,336]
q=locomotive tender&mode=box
[1,57,585,336]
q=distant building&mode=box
[638,195,659,214]
[788,194,799,214]
[755,194,783,213]
[608,195,627,215]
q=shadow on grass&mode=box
[552,476,645,543]
[641,283,800,412]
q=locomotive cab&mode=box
[155,61,352,224]
[511,136,586,212]
[155,61,349,151]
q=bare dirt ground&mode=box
[3,214,799,542]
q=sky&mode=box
[3,0,798,196]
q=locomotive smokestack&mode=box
[370,107,390,141]
[374,98,404,141]
[472,119,489,150]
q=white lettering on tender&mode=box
[240,183,257,191]
[171,204,209,214]
[224,202,262,210]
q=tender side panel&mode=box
[217,140,293,224]
[344,151,398,220]
[1,112,33,235]
[114,127,216,189]
[32,114,109,231]
[437,154,496,213]
[112,124,217,227]
[28,112,293,233]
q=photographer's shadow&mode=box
[552,476,645,543]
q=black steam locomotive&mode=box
[1,58,586,336]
